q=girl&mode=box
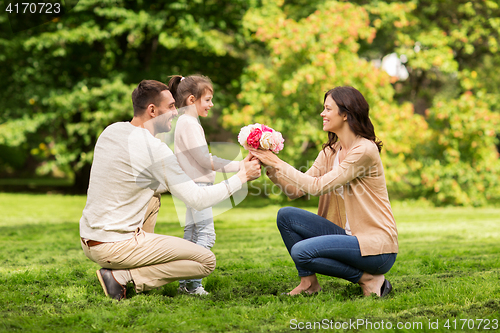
[168,75,241,295]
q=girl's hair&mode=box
[167,75,213,108]
[322,86,383,154]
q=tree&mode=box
[224,0,429,199]
[0,0,257,192]
[359,0,500,204]
[224,0,500,205]
[2,0,499,205]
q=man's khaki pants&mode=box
[81,195,216,292]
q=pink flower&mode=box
[270,131,284,153]
[247,128,263,149]
[261,125,273,133]
[238,123,284,153]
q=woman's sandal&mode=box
[304,288,322,295]
[380,279,392,298]
[282,288,322,296]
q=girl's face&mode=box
[320,95,346,133]
[194,90,214,117]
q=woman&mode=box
[250,86,398,297]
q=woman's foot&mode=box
[288,275,322,295]
[357,272,386,296]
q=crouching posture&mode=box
[79,80,261,300]
[251,86,398,297]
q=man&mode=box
[80,80,261,300]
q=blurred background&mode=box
[0,0,499,206]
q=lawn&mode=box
[0,192,499,332]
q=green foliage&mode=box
[1,193,500,332]
[1,0,499,205]
[418,93,500,205]
[0,0,254,190]
[366,0,500,205]
[225,1,396,166]
[361,0,500,108]
[222,0,500,206]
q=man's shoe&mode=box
[96,268,126,301]
[186,286,210,296]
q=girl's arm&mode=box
[163,153,260,211]
[178,119,240,172]
[212,154,240,173]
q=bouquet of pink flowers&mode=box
[238,123,284,153]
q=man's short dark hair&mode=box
[132,80,169,116]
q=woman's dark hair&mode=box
[131,80,169,116]
[322,86,383,153]
[167,75,213,108]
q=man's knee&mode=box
[196,246,216,277]
[201,250,216,276]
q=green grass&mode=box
[0,193,499,332]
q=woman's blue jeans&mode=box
[277,207,396,283]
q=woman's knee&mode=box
[375,253,397,275]
[290,242,311,265]
[277,206,299,229]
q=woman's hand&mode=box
[237,152,262,183]
[248,148,282,168]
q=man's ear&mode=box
[146,103,156,118]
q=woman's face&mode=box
[321,95,346,133]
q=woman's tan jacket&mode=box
[267,136,398,256]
